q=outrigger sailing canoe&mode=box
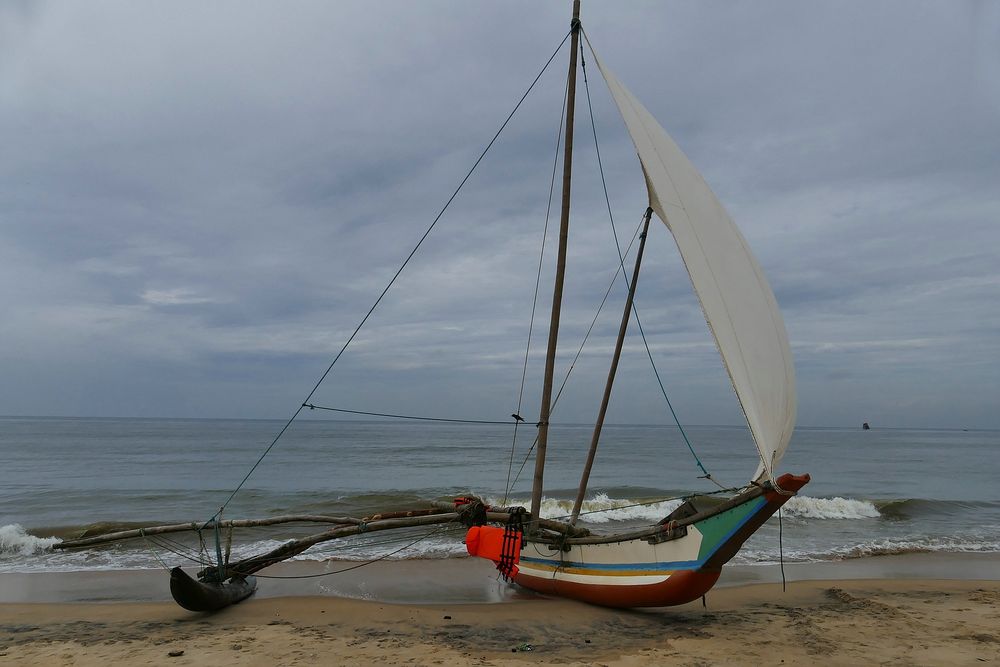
[54,1,808,610]
[503,2,808,607]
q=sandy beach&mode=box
[2,574,998,666]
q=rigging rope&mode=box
[503,62,570,507]
[778,506,787,592]
[144,532,213,567]
[252,524,462,580]
[139,528,176,571]
[206,30,574,527]
[578,35,713,482]
[503,211,647,498]
[302,403,527,425]
[139,522,465,580]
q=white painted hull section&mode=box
[518,524,705,587]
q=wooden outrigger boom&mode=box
[51,500,592,611]
[53,506,587,556]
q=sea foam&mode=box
[497,493,882,523]
[0,524,61,555]
[488,494,684,524]
[835,534,1000,559]
[782,496,881,520]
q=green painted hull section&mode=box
[695,497,767,561]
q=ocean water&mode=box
[1,416,998,573]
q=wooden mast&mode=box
[570,207,653,525]
[530,0,582,531]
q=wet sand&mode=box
[4,551,1000,604]
[1,575,999,665]
[2,554,999,664]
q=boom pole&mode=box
[570,207,653,524]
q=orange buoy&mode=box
[465,525,522,577]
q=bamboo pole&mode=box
[570,208,653,525]
[200,512,464,580]
[427,501,590,537]
[531,0,583,533]
[52,501,589,554]
[54,515,379,550]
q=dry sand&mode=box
[1,579,999,666]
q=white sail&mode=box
[588,43,796,482]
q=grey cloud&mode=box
[1,1,997,430]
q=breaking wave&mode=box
[0,524,61,555]
[829,535,1000,559]
[5,493,1000,573]
[782,496,881,520]
[489,493,684,525]
[497,494,884,523]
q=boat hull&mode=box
[513,473,809,607]
[169,567,257,612]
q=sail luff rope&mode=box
[579,30,714,484]
[206,30,573,527]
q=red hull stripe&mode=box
[515,568,722,607]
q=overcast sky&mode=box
[1,1,998,429]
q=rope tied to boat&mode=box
[778,506,787,592]
[454,497,488,527]
[138,527,172,572]
[699,472,730,491]
[138,525,216,572]
[765,452,795,496]
[502,54,570,507]
[212,513,226,582]
[496,508,525,582]
[204,28,574,528]
[301,403,531,426]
